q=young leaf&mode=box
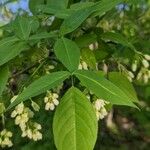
[60,0,123,35]
[7,71,70,110]
[101,32,135,51]
[54,37,80,72]
[53,87,98,150]
[108,72,139,103]
[0,65,9,96]
[0,42,28,66]
[74,70,138,108]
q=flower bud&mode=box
[31,101,40,112]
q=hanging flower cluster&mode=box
[0,129,13,148]
[21,122,42,141]
[45,65,55,74]
[118,64,135,82]
[132,54,150,83]
[78,60,88,70]
[11,99,42,141]
[93,99,109,120]
[44,91,59,111]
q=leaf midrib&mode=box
[62,38,73,70]
[7,72,69,110]
[75,72,118,96]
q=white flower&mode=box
[32,131,42,141]
[93,99,108,120]
[44,97,49,103]
[10,101,42,141]
[82,61,88,70]
[132,60,138,72]
[78,64,83,70]
[45,102,55,111]
[144,54,150,61]
[6,131,12,138]
[15,103,24,114]
[44,91,59,111]
[94,99,105,110]
[128,71,135,79]
[142,59,149,68]
[21,131,27,137]
[0,129,13,148]
[11,110,17,118]
[53,93,59,99]
[49,103,55,110]
[137,71,142,80]
[53,99,59,106]
[34,123,42,130]
[78,60,88,70]
[136,68,150,84]
[143,74,149,83]
[21,122,42,141]
[48,65,55,70]
[27,129,33,139]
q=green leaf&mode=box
[75,33,97,48]
[70,2,94,10]
[94,49,109,62]
[29,0,44,14]
[81,48,97,70]
[92,0,122,16]
[0,41,28,66]
[0,65,9,96]
[0,36,19,47]
[41,6,73,19]
[13,16,32,40]
[53,87,98,150]
[60,0,123,35]
[101,32,135,51]
[47,0,69,9]
[42,2,94,19]
[7,71,70,110]
[60,7,92,35]
[108,72,139,103]
[74,70,138,108]
[54,37,80,72]
[28,32,58,40]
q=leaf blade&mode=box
[0,41,28,66]
[60,0,123,35]
[108,72,139,103]
[28,32,58,40]
[101,32,135,50]
[54,37,80,72]
[0,65,9,96]
[53,87,98,150]
[74,70,138,108]
[7,71,70,110]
